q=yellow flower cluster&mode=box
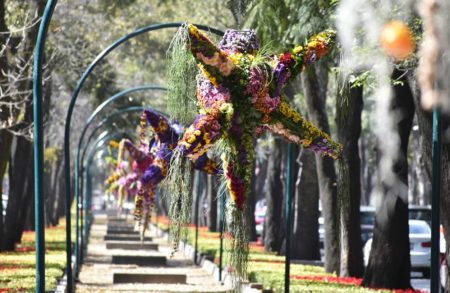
[198,64,218,86]
[277,101,302,123]
[202,158,218,175]
[188,24,201,39]
[109,140,120,148]
[155,117,168,134]
[180,127,211,160]
[292,45,303,55]
[154,158,168,178]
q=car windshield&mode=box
[409,221,431,234]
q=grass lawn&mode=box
[0,220,72,292]
[154,215,425,293]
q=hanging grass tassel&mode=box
[227,204,249,291]
[165,148,193,255]
[166,23,198,125]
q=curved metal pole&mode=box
[194,171,201,265]
[63,24,223,290]
[74,85,166,275]
[284,143,293,293]
[219,185,226,282]
[33,1,57,292]
[430,107,442,293]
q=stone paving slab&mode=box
[104,234,152,241]
[106,229,139,235]
[113,273,187,284]
[112,255,167,266]
[105,241,158,250]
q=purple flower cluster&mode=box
[272,64,291,98]
[197,77,231,109]
[218,29,260,54]
[144,109,180,144]
[244,68,266,99]
[307,138,341,158]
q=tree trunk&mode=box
[302,66,340,273]
[336,78,364,277]
[0,0,11,251]
[407,72,450,291]
[49,154,64,225]
[362,69,414,289]
[264,138,284,252]
[291,149,320,260]
[207,174,218,232]
[2,135,34,250]
[0,131,12,250]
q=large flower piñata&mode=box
[171,24,342,280]
[117,109,220,238]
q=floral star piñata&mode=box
[170,24,342,280]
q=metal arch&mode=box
[74,85,166,275]
[33,1,58,292]
[62,22,223,291]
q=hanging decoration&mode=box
[107,109,220,240]
[167,23,342,283]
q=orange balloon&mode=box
[380,21,415,60]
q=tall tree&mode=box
[291,149,320,260]
[0,0,46,251]
[362,69,415,289]
[302,66,340,273]
[0,0,12,251]
[206,174,218,232]
[336,76,364,277]
[264,138,285,252]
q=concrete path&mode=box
[76,213,232,292]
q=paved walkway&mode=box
[76,213,232,292]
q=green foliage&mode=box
[166,24,198,124]
[165,148,193,253]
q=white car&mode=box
[364,220,431,277]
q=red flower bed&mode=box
[290,275,427,292]
[291,275,362,286]
[0,264,35,271]
[250,259,284,264]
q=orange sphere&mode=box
[380,21,415,60]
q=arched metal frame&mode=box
[74,85,166,274]
[61,22,222,291]
[34,0,224,291]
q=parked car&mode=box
[319,206,376,250]
[254,199,266,236]
[409,205,431,225]
[2,194,7,216]
[363,219,431,277]
[440,225,447,289]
